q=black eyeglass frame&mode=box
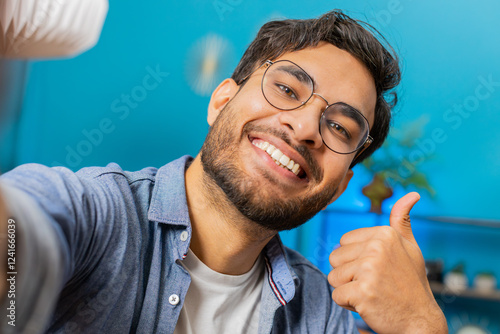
[238,59,374,160]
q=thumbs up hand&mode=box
[327,193,447,334]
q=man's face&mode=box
[201,43,377,231]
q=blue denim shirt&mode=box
[0,156,357,333]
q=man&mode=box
[0,10,447,333]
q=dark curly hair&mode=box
[231,10,400,168]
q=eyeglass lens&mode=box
[262,60,369,154]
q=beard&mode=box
[200,101,339,232]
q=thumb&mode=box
[389,192,420,243]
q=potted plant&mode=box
[444,263,468,293]
[361,115,435,213]
[473,271,497,294]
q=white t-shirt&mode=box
[174,249,265,334]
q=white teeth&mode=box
[279,155,290,166]
[252,139,302,176]
[271,149,283,161]
[266,144,276,155]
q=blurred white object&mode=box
[0,0,108,58]
[455,325,488,334]
[473,273,497,293]
[443,271,468,293]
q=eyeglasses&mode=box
[238,60,373,158]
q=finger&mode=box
[389,192,420,244]
[327,260,359,288]
[340,226,393,245]
[329,242,365,268]
[331,281,359,312]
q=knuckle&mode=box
[367,239,386,256]
[328,268,340,287]
[332,287,350,307]
[380,226,397,240]
[390,212,411,221]
[358,280,369,294]
[331,287,340,303]
[329,252,338,268]
[339,234,348,246]
[327,271,335,286]
[360,260,376,274]
[359,280,376,301]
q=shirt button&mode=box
[169,294,180,305]
[180,231,189,242]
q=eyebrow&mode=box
[276,65,317,87]
[334,103,366,128]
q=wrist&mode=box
[403,304,448,334]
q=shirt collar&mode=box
[148,155,193,227]
[263,235,298,304]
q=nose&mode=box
[277,94,327,149]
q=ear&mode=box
[322,169,354,210]
[207,78,239,126]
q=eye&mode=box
[328,121,351,140]
[276,84,298,100]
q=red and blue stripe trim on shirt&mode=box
[264,255,287,306]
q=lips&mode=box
[251,138,305,178]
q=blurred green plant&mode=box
[361,115,435,196]
[450,262,466,274]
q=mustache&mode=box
[242,123,323,181]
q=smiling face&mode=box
[201,43,377,231]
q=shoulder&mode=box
[1,162,158,189]
[75,164,159,198]
[76,163,157,185]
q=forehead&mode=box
[274,43,377,126]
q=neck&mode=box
[185,155,276,275]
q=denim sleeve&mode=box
[0,163,120,332]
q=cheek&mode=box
[246,91,273,119]
[236,81,278,121]
[217,89,274,134]
[321,154,352,184]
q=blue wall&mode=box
[2,0,500,331]
[7,0,500,220]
